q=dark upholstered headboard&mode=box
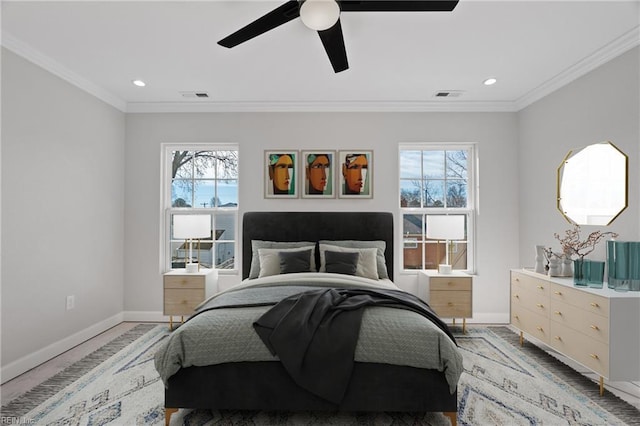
[242,211,394,281]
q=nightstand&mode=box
[163,268,217,330]
[418,270,473,333]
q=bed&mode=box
[155,211,462,426]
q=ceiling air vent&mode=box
[434,90,464,98]
[180,91,210,98]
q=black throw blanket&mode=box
[253,287,456,404]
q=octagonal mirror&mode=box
[557,141,628,226]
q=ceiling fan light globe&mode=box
[300,0,340,31]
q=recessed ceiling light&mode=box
[483,78,497,86]
[132,79,146,87]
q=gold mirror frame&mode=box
[557,141,628,226]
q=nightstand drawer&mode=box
[163,288,205,315]
[429,277,472,291]
[164,275,205,289]
[430,290,472,317]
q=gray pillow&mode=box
[325,250,359,276]
[249,240,316,279]
[279,249,313,274]
[319,240,388,279]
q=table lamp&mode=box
[426,215,465,274]
[173,215,211,273]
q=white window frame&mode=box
[159,143,239,274]
[398,143,478,274]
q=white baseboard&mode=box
[1,312,124,384]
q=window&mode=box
[161,144,238,272]
[399,144,476,272]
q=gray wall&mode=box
[518,47,640,264]
[124,112,520,322]
[1,49,126,377]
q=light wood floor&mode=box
[2,322,639,411]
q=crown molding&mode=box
[1,32,127,112]
[4,25,637,115]
[515,25,640,111]
[125,100,518,113]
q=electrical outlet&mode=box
[66,295,75,310]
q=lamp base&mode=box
[438,264,452,274]
[185,263,199,273]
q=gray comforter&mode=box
[154,273,463,393]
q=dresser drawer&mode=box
[511,283,549,317]
[511,306,549,343]
[549,321,609,376]
[549,283,609,318]
[550,299,609,344]
[164,275,205,289]
[430,290,472,317]
[511,272,550,296]
[163,288,205,315]
[429,277,472,291]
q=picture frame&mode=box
[264,150,298,198]
[301,150,336,198]
[338,150,373,199]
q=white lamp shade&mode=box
[173,215,211,239]
[426,215,465,240]
[300,0,340,31]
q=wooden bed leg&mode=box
[165,407,178,426]
[443,411,457,426]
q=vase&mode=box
[573,258,587,286]
[560,256,573,277]
[585,260,605,288]
[534,245,546,274]
[608,240,640,292]
[548,257,561,277]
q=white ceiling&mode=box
[2,0,639,112]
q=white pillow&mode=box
[319,244,379,280]
[258,247,315,278]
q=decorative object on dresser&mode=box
[510,269,640,395]
[426,215,466,274]
[418,270,472,333]
[607,240,640,291]
[553,224,618,286]
[173,214,212,273]
[163,268,218,330]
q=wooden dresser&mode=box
[418,270,473,333]
[510,269,640,394]
[163,268,217,330]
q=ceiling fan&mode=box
[218,0,459,73]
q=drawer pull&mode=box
[554,311,562,316]
[514,315,520,320]
[554,291,562,295]
[590,353,599,360]
[537,285,544,290]
[447,282,454,286]
[447,302,454,306]
[514,294,520,299]
[181,300,188,304]
[554,336,562,341]
[536,326,544,332]
[590,325,600,331]
[515,278,520,282]
[536,303,544,308]
[590,302,600,308]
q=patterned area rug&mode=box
[2,324,638,425]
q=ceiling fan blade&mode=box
[218,0,300,48]
[339,0,459,12]
[318,20,349,73]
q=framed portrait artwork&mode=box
[302,151,335,198]
[338,150,373,199]
[264,151,298,198]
